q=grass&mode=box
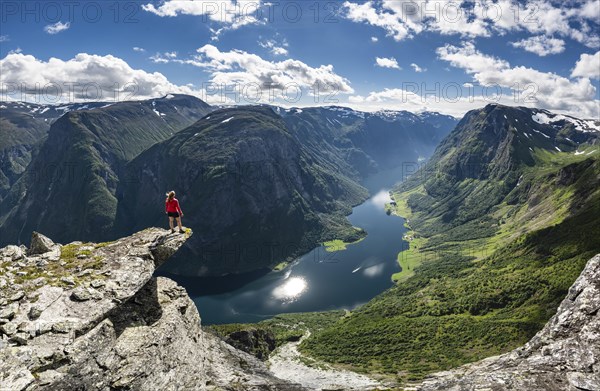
[1,242,108,296]
[273,261,289,271]
[323,236,365,252]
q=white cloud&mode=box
[187,45,353,95]
[410,63,426,72]
[150,53,169,63]
[375,57,401,69]
[133,47,146,52]
[150,51,178,63]
[142,0,263,38]
[437,42,599,117]
[259,38,289,56]
[348,87,487,117]
[571,51,600,80]
[44,21,71,35]
[510,35,565,56]
[0,52,202,103]
[342,0,600,47]
[0,35,8,42]
[343,1,412,41]
[371,36,379,42]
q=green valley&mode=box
[219,104,600,384]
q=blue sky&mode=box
[0,0,599,117]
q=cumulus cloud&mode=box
[142,0,263,38]
[0,52,201,103]
[371,36,379,42]
[259,38,289,56]
[510,35,565,56]
[375,57,401,69]
[185,44,353,94]
[133,47,146,52]
[0,35,8,42]
[44,21,71,35]
[411,63,426,72]
[437,42,599,117]
[343,1,413,41]
[571,51,600,79]
[342,0,600,47]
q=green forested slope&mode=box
[287,105,600,382]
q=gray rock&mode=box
[60,277,76,286]
[1,322,17,336]
[10,292,25,302]
[3,245,25,261]
[10,332,30,345]
[0,228,306,391]
[51,321,75,334]
[0,304,17,320]
[28,306,42,320]
[70,287,97,302]
[90,280,105,289]
[28,232,56,255]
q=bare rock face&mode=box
[419,254,600,391]
[0,228,304,391]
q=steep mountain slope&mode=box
[0,101,114,202]
[288,104,600,382]
[420,254,600,391]
[115,106,368,276]
[0,95,212,245]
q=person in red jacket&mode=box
[165,190,185,234]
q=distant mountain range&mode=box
[0,95,457,275]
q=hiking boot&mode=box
[171,229,175,234]
[179,229,185,234]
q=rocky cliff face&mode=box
[419,254,600,391]
[0,229,304,390]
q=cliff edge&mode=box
[0,228,304,390]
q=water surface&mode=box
[163,165,408,324]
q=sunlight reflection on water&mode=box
[272,277,307,302]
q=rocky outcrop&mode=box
[223,328,277,360]
[0,228,305,390]
[419,254,600,391]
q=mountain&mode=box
[114,105,456,276]
[0,95,212,245]
[0,229,305,390]
[1,97,456,275]
[115,106,368,276]
[261,104,600,382]
[278,106,456,175]
[0,101,117,201]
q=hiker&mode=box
[165,190,185,234]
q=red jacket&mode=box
[165,198,182,214]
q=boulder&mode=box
[28,232,56,255]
